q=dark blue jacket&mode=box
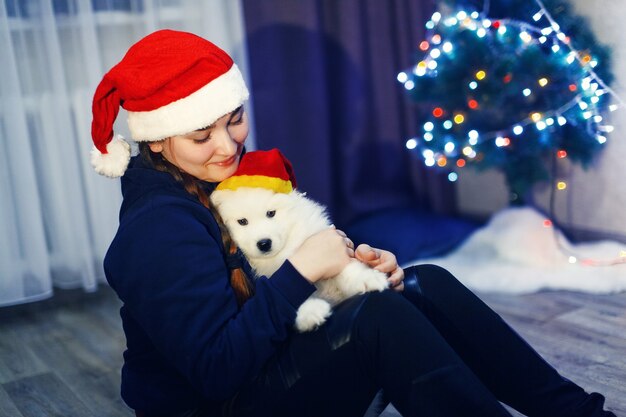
[104,157,315,414]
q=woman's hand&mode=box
[288,227,355,283]
[354,244,405,291]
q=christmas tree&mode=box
[400,0,615,203]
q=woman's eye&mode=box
[266,210,276,218]
[193,136,210,144]
[229,116,243,126]
[237,218,248,226]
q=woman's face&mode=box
[149,107,249,182]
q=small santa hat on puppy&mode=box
[90,29,249,178]
[216,149,297,194]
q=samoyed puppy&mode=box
[210,187,389,332]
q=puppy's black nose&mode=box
[257,239,272,253]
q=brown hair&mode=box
[139,142,253,306]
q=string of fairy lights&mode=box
[399,0,626,266]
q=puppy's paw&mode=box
[295,298,332,332]
[336,262,389,296]
[361,268,389,292]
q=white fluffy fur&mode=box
[91,134,131,178]
[413,206,626,294]
[127,65,249,141]
[211,187,389,332]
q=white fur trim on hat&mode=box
[91,135,131,178]
[127,64,249,141]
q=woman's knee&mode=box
[410,264,464,294]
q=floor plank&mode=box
[1,286,624,417]
[3,373,96,417]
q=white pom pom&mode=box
[91,135,131,178]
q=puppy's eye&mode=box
[266,210,276,218]
[237,218,248,226]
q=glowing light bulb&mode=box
[557,150,567,159]
[433,107,444,118]
[557,116,567,126]
[578,101,588,110]
[424,122,434,132]
[468,99,479,109]
[406,138,418,149]
[425,21,435,30]
[404,80,415,90]
[427,60,438,70]
[397,72,408,83]
[424,132,433,141]
[538,78,549,87]
[470,11,479,19]
[582,111,592,120]
[552,44,560,53]
[568,256,577,264]
[469,81,478,90]
[519,31,532,43]
[419,41,430,51]
[482,19,491,28]
[541,27,553,36]
[523,89,532,97]
[432,34,442,44]
[456,11,467,20]
[498,26,507,35]
[437,156,448,167]
[609,104,619,112]
[423,149,434,159]
[476,70,486,80]
[425,157,435,167]
[539,36,547,44]
[546,118,554,126]
[444,142,455,153]
[495,136,510,147]
[431,12,441,23]
[462,146,474,156]
[448,172,458,182]
[531,112,542,122]
[456,159,466,168]
[442,42,453,53]
[594,115,603,123]
[597,135,607,144]
[454,114,465,124]
[536,121,547,130]
[468,130,479,143]
[513,125,524,135]
[443,120,453,130]
[444,17,458,27]
[477,28,487,38]
[557,181,567,190]
[430,48,441,59]
[533,11,544,21]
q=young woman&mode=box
[91,30,616,417]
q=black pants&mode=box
[184,265,616,417]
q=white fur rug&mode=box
[405,207,626,294]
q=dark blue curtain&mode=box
[242,0,458,230]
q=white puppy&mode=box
[210,187,389,332]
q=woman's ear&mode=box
[148,141,164,153]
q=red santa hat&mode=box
[216,149,297,194]
[90,29,249,177]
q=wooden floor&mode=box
[0,286,624,417]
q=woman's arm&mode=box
[105,202,315,402]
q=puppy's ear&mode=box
[209,189,229,208]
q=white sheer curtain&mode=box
[0,0,253,306]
